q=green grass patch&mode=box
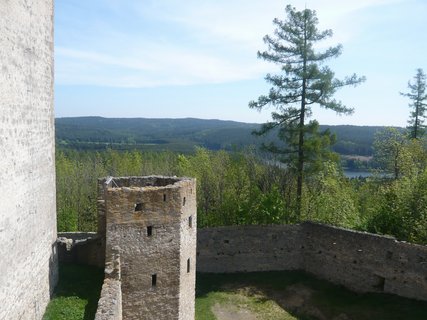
[195,271,427,320]
[43,264,104,320]
[44,267,427,320]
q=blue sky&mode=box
[55,0,427,126]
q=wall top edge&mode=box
[99,175,195,191]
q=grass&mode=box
[196,290,297,320]
[44,266,427,320]
[43,264,104,320]
[195,271,427,320]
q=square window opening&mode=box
[147,226,153,237]
[135,203,143,211]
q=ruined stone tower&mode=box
[99,176,197,320]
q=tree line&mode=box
[56,145,427,244]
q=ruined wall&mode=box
[95,248,122,320]
[302,222,427,301]
[57,232,104,268]
[197,225,302,273]
[0,1,57,319]
[102,176,197,320]
[197,223,427,301]
[61,223,427,309]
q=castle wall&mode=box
[95,248,122,320]
[302,222,427,301]
[197,223,427,301]
[62,221,427,316]
[57,232,104,268]
[197,224,303,273]
[0,1,57,319]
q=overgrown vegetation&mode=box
[43,264,104,320]
[196,271,427,320]
[57,130,427,244]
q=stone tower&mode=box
[99,176,197,320]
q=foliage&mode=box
[400,68,427,139]
[361,171,427,244]
[56,148,297,231]
[361,134,427,243]
[372,128,408,179]
[56,144,427,245]
[249,5,364,214]
[303,162,359,228]
[177,147,296,227]
[373,128,427,179]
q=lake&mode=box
[344,170,372,178]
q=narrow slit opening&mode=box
[152,274,157,287]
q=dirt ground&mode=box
[212,303,258,320]
[210,284,352,320]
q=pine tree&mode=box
[400,68,427,139]
[249,5,365,216]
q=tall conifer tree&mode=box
[400,68,427,139]
[249,5,365,215]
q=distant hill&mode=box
[55,117,402,156]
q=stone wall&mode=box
[302,222,427,301]
[0,1,57,319]
[197,223,427,301]
[197,225,302,273]
[60,223,427,310]
[95,248,122,320]
[57,232,104,268]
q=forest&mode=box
[55,117,391,157]
[57,132,427,245]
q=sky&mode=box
[55,0,427,126]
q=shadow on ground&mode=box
[196,271,427,320]
[43,264,104,320]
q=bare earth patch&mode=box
[212,303,258,320]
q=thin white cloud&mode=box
[56,0,405,88]
[56,44,271,87]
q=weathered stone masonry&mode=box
[96,176,197,320]
[0,1,57,319]
[197,222,427,301]
[60,219,427,319]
